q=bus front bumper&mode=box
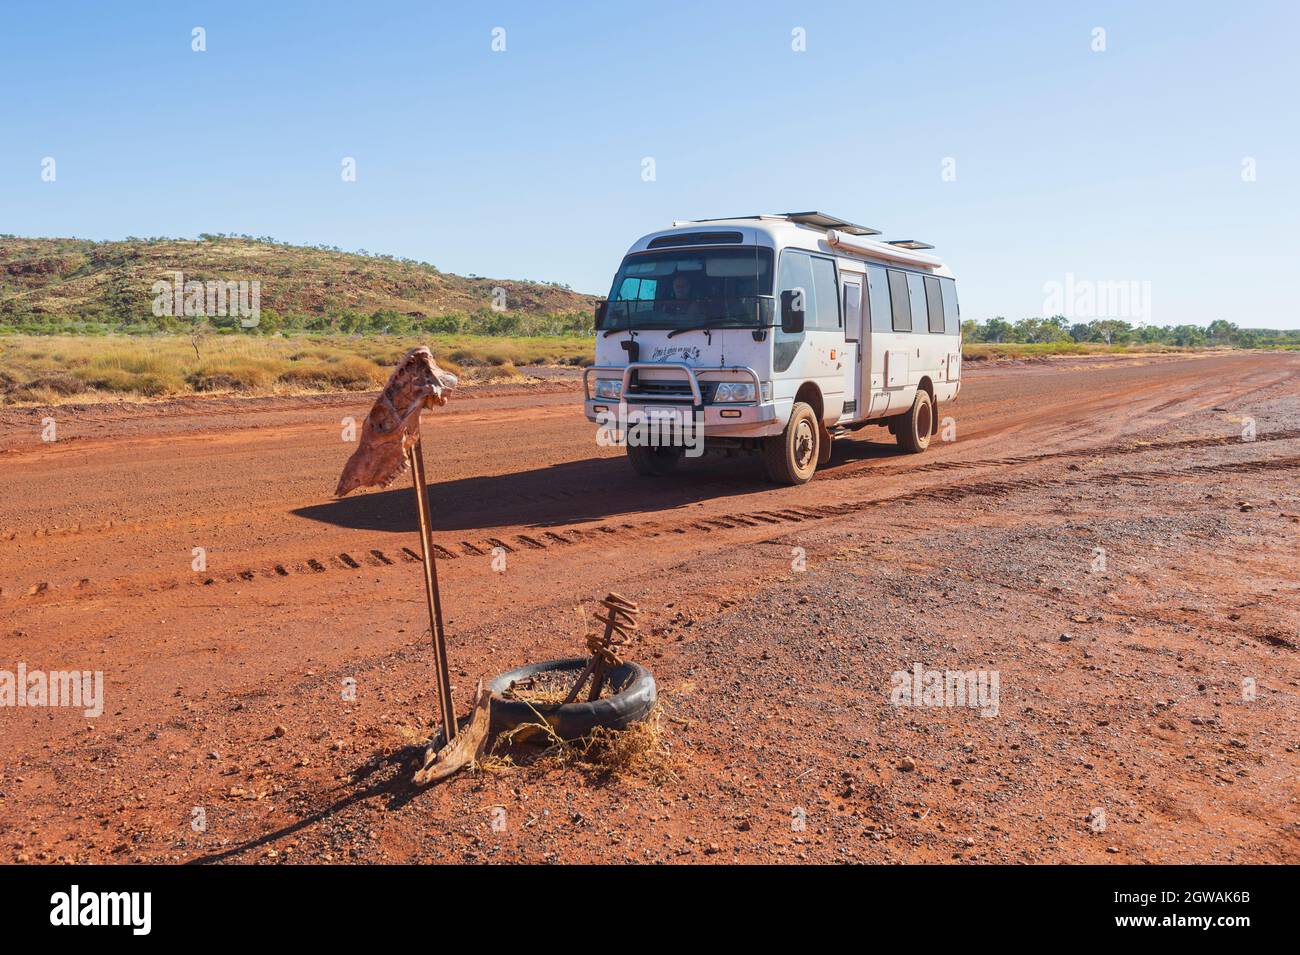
[582,363,783,438]
[584,399,781,437]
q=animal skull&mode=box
[334,347,458,497]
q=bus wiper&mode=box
[666,319,731,339]
[605,323,676,337]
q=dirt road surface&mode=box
[2,352,1298,864]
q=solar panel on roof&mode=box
[781,211,881,235]
[885,239,935,250]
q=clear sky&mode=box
[2,1,1297,327]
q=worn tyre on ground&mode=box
[626,443,683,476]
[763,400,820,485]
[896,389,933,454]
[487,657,657,741]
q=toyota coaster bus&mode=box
[584,211,962,484]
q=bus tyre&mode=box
[626,443,682,476]
[897,390,933,453]
[763,401,820,485]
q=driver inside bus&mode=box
[664,273,703,318]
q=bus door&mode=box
[840,273,865,418]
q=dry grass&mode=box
[962,341,1189,361]
[0,333,592,404]
[484,705,676,784]
[498,668,615,705]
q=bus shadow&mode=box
[826,432,907,465]
[292,453,770,533]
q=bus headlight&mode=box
[594,379,623,400]
[713,382,756,403]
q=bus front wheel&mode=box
[763,401,820,485]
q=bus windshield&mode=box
[603,247,774,331]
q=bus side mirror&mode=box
[594,300,608,330]
[780,289,805,334]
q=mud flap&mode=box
[818,422,833,466]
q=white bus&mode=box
[584,212,962,484]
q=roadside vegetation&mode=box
[0,334,593,405]
[961,316,1300,353]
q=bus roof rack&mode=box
[885,239,935,250]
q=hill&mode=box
[0,235,598,335]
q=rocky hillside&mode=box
[0,235,596,330]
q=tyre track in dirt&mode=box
[4,352,1298,609]
[9,431,1298,607]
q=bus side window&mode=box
[887,269,911,332]
[775,250,814,372]
[867,265,892,333]
[940,278,960,335]
[809,256,840,330]
[923,275,944,334]
[778,249,816,320]
[906,274,927,334]
[843,282,862,341]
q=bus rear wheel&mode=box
[626,443,683,476]
[763,401,820,485]
[896,389,933,454]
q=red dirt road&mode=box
[2,352,1298,863]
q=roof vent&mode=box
[647,231,743,248]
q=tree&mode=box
[190,318,213,360]
[1206,319,1238,345]
[254,307,283,335]
[983,317,1012,343]
[1169,324,1206,347]
[1090,319,1133,345]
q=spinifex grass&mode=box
[0,333,592,404]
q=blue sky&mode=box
[2,1,1297,327]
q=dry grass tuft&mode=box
[486,705,676,784]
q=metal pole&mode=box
[409,439,456,743]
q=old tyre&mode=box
[897,389,933,454]
[763,400,820,484]
[488,657,657,741]
[627,443,682,476]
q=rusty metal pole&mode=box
[409,439,456,744]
